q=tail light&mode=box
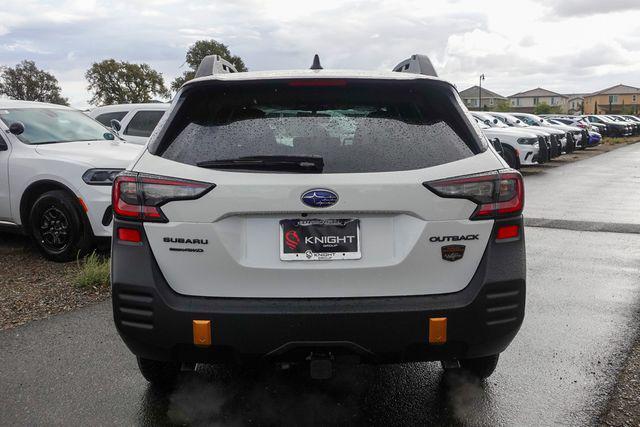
[424,170,524,220]
[112,172,214,222]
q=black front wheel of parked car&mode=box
[502,146,520,170]
[29,190,92,262]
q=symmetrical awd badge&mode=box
[441,245,466,262]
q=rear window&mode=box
[153,79,484,173]
[95,111,127,126]
[125,110,165,138]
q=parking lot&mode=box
[0,142,638,426]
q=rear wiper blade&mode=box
[197,155,324,173]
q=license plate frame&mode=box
[279,218,361,261]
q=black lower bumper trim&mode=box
[111,217,526,364]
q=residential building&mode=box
[583,84,640,114]
[458,86,507,110]
[508,88,568,113]
[564,94,587,115]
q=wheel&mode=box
[566,135,575,153]
[502,146,520,169]
[28,190,93,262]
[442,354,500,379]
[137,357,181,388]
[460,354,499,379]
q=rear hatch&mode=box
[122,77,517,298]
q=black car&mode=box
[584,115,632,137]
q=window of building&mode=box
[533,97,539,105]
[633,95,637,103]
[609,95,619,104]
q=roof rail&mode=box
[194,55,238,78]
[392,54,437,77]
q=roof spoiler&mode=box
[194,55,238,78]
[392,54,437,77]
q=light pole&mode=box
[478,74,485,111]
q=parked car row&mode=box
[467,109,640,169]
[468,111,588,169]
[4,53,637,384]
[2,61,639,263]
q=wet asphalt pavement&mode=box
[2,143,640,426]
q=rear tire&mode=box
[28,190,93,262]
[137,357,181,388]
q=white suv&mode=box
[89,103,169,145]
[470,112,544,166]
[111,55,526,384]
[0,100,141,261]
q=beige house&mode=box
[508,88,568,113]
[564,94,586,115]
[459,86,507,111]
[583,84,640,114]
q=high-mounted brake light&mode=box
[288,79,347,87]
[112,172,214,222]
[424,170,524,220]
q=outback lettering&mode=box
[429,234,479,242]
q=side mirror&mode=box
[491,138,503,155]
[9,121,25,135]
[110,119,122,133]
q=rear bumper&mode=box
[111,217,526,364]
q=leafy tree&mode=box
[533,102,562,115]
[619,104,635,114]
[494,100,511,112]
[85,59,170,106]
[0,60,69,105]
[171,40,247,91]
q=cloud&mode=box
[0,0,639,108]
[541,0,640,17]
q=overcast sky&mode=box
[1,0,640,108]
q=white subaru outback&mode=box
[111,55,526,385]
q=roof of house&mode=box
[588,84,640,96]
[458,85,507,100]
[509,87,567,98]
[508,87,568,99]
[563,93,588,100]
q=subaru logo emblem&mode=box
[301,189,338,208]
